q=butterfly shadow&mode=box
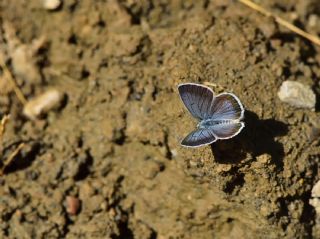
[210,110,288,169]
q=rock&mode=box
[23,89,64,120]
[42,0,61,10]
[2,23,47,86]
[278,80,316,109]
[308,14,319,28]
[66,196,80,215]
[310,180,320,214]
[310,198,320,215]
[11,41,43,85]
[312,180,320,198]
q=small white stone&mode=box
[278,80,316,109]
[42,0,61,10]
[310,180,320,215]
[309,198,320,214]
[23,89,64,120]
[312,180,320,198]
[308,14,319,28]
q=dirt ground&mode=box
[0,0,320,238]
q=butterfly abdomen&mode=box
[198,119,233,129]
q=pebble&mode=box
[312,180,320,198]
[42,0,61,10]
[310,198,320,215]
[278,80,316,109]
[66,196,80,215]
[308,14,319,28]
[310,180,320,215]
[23,89,64,120]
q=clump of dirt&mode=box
[0,0,320,238]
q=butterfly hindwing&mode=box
[210,93,244,121]
[210,121,244,139]
[181,128,217,147]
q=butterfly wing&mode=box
[178,83,214,120]
[210,93,244,121]
[181,128,217,147]
[210,122,244,139]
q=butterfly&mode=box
[178,83,245,147]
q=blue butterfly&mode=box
[178,83,245,147]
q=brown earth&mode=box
[0,0,320,238]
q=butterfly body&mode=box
[198,119,238,129]
[178,83,245,148]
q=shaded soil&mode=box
[0,0,320,238]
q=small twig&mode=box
[0,115,26,175]
[238,0,320,47]
[0,115,9,155]
[0,54,27,105]
[0,115,10,142]
[0,142,25,175]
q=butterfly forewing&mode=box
[181,128,217,147]
[210,93,244,121]
[178,83,214,120]
[210,122,244,139]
